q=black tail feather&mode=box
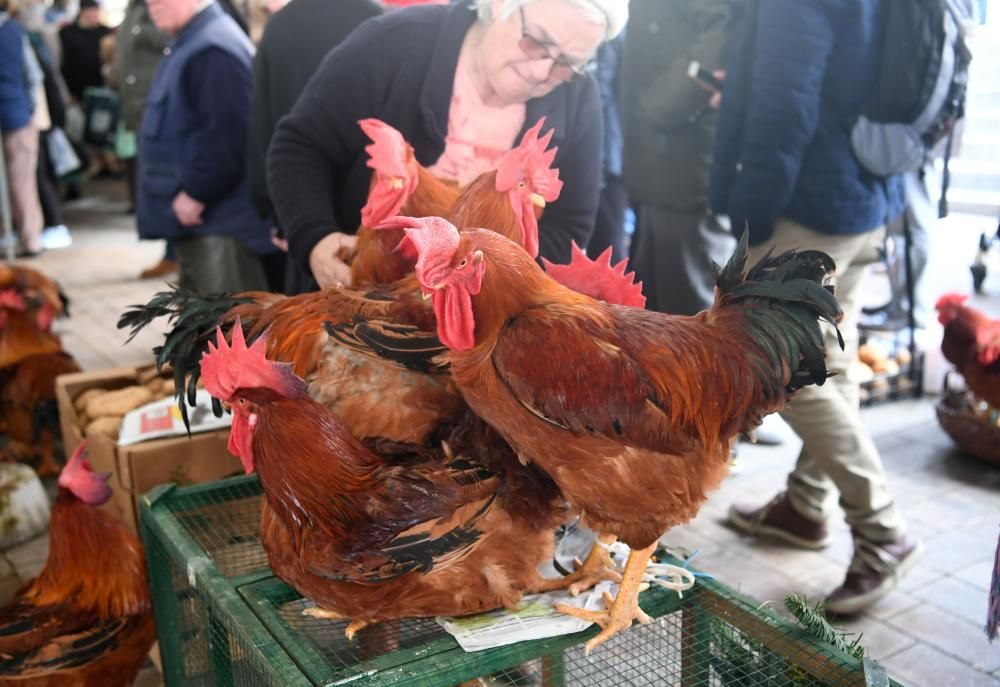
[117,284,254,428]
[715,233,844,394]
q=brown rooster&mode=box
[348,119,463,287]
[447,117,563,259]
[383,216,843,652]
[199,324,564,636]
[936,293,1000,410]
[0,266,80,476]
[0,443,155,686]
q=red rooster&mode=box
[199,324,564,636]
[381,216,842,652]
[0,443,155,685]
[936,293,1000,410]
[349,119,463,286]
[448,117,563,259]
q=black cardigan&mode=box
[267,1,604,294]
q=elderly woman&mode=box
[267,0,628,294]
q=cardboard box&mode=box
[55,367,242,532]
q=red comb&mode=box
[200,319,306,401]
[0,288,26,310]
[495,118,563,201]
[542,243,646,308]
[935,292,969,310]
[375,216,460,286]
[59,441,112,506]
[360,119,411,178]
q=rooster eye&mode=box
[518,181,526,189]
[458,258,468,269]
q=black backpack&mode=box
[850,0,973,178]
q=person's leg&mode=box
[3,125,44,253]
[174,234,269,295]
[629,205,734,316]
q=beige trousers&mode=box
[748,218,906,543]
[2,124,43,253]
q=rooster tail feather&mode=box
[117,285,255,429]
[714,236,843,394]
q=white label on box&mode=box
[118,390,232,446]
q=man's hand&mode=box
[172,191,205,226]
[308,232,357,288]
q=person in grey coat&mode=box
[620,0,733,316]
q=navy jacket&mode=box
[138,3,272,254]
[0,16,31,132]
[709,0,904,244]
[268,0,604,293]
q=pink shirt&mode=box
[428,55,526,186]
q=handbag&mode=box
[46,126,82,177]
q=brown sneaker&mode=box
[728,492,832,550]
[824,535,923,616]
[140,258,179,279]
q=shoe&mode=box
[728,492,832,550]
[40,225,72,250]
[824,535,923,616]
[140,258,179,279]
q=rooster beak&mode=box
[529,193,546,208]
[421,290,433,301]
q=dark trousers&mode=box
[36,131,63,228]
[588,174,628,263]
[628,205,735,316]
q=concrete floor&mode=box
[2,178,998,686]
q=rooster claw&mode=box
[344,620,369,641]
[554,593,651,656]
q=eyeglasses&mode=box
[517,5,591,81]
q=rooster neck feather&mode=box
[23,490,150,620]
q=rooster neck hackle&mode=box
[23,489,150,620]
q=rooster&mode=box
[0,265,80,476]
[348,119,463,286]
[447,117,562,259]
[198,324,564,636]
[0,443,155,685]
[936,293,1000,411]
[382,215,843,653]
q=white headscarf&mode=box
[574,0,628,40]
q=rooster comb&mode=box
[496,117,564,201]
[59,441,112,506]
[935,292,969,310]
[360,118,412,179]
[199,318,306,402]
[542,243,646,308]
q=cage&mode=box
[140,475,903,687]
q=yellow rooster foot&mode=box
[554,590,652,655]
[534,534,622,596]
[301,607,369,640]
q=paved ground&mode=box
[1,178,998,686]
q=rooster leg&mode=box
[302,606,348,621]
[553,541,656,655]
[533,534,621,596]
[344,620,369,641]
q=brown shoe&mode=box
[728,492,832,550]
[824,534,923,616]
[140,258,178,279]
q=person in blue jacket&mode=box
[713,0,920,616]
[138,0,281,294]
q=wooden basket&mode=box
[935,379,1000,465]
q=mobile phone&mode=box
[687,61,723,92]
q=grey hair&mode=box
[472,0,610,38]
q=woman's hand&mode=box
[308,232,357,287]
[172,191,205,226]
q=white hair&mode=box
[472,0,613,39]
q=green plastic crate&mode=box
[140,476,903,687]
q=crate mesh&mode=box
[142,476,897,687]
